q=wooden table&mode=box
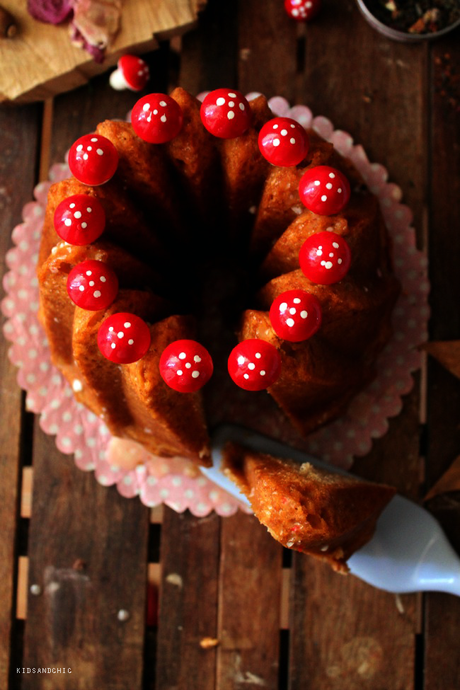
[1,1,459,688]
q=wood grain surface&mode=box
[0,101,40,690]
[1,0,459,688]
[424,32,460,690]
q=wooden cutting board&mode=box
[0,0,206,103]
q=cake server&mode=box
[201,424,460,597]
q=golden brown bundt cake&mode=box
[222,443,396,573]
[37,87,400,467]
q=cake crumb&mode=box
[200,637,219,649]
[166,573,183,588]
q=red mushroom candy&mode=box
[67,260,119,311]
[284,0,321,22]
[258,117,309,167]
[299,165,351,216]
[54,194,106,245]
[228,339,281,391]
[109,55,150,92]
[269,289,322,342]
[98,313,151,364]
[159,340,213,393]
[131,94,183,144]
[299,231,351,285]
[200,88,252,139]
[68,134,119,186]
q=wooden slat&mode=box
[216,513,283,690]
[156,508,220,690]
[20,72,154,688]
[237,0,297,100]
[20,467,33,519]
[424,32,460,690]
[0,99,40,689]
[290,560,416,688]
[16,557,28,621]
[288,1,426,687]
[179,0,238,93]
[22,425,150,689]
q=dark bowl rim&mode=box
[356,0,460,42]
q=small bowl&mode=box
[356,0,460,42]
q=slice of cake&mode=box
[222,443,396,572]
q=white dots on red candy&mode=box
[285,0,321,21]
[299,231,351,285]
[54,194,106,245]
[98,313,151,364]
[67,260,118,311]
[131,93,183,144]
[159,340,213,393]
[299,165,351,216]
[259,117,309,167]
[200,88,251,139]
[228,339,281,391]
[270,290,322,343]
[69,134,118,186]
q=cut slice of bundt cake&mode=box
[222,442,396,573]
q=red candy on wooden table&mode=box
[98,313,151,364]
[299,165,351,216]
[299,231,351,285]
[54,194,106,245]
[159,340,213,393]
[68,134,119,186]
[109,55,150,92]
[258,117,309,167]
[228,339,281,391]
[67,260,119,311]
[284,0,321,21]
[269,289,322,342]
[131,93,183,144]
[200,88,252,139]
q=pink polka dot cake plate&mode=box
[1,96,430,517]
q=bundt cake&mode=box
[222,442,396,572]
[37,86,400,470]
